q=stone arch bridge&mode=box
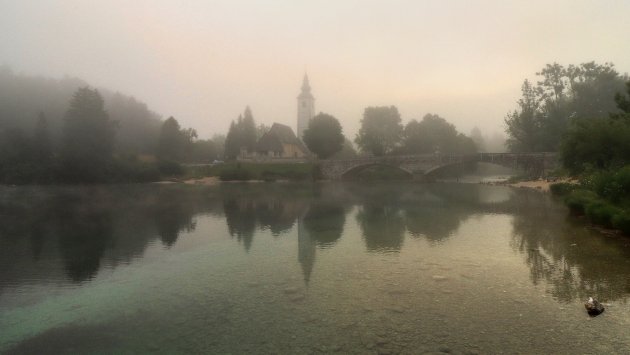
[319,153,558,180]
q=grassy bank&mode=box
[551,166,630,235]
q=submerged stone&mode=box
[584,297,605,316]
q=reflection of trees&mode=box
[509,189,630,303]
[0,185,219,285]
[403,203,461,243]
[357,204,406,252]
[223,198,256,251]
[302,201,345,248]
[219,184,311,252]
[154,189,198,247]
[56,207,113,282]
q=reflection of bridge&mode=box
[320,153,558,180]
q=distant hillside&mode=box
[0,66,162,154]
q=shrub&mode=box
[612,212,630,235]
[157,160,184,176]
[261,170,279,182]
[564,189,599,215]
[219,167,252,181]
[549,182,576,196]
[584,200,621,227]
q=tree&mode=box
[505,80,542,152]
[302,113,344,159]
[331,138,358,159]
[211,134,226,159]
[157,116,197,162]
[505,62,628,153]
[224,119,241,160]
[61,87,117,181]
[190,139,217,163]
[561,80,630,172]
[223,107,259,160]
[402,114,477,154]
[355,106,403,156]
[241,106,257,153]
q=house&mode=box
[254,123,309,159]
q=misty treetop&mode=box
[355,106,404,156]
[505,61,628,153]
[224,106,258,160]
[402,114,477,155]
[61,87,117,181]
[302,113,345,159]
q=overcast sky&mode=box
[1,0,630,139]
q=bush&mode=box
[157,160,184,176]
[219,167,252,181]
[564,189,599,215]
[612,212,630,235]
[261,170,280,182]
[549,182,576,196]
[584,200,621,227]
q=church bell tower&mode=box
[297,74,315,140]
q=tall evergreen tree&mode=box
[61,87,117,181]
[157,117,183,161]
[241,106,257,153]
[224,120,241,160]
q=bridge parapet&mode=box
[319,152,557,180]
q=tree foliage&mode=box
[331,138,358,159]
[157,116,197,162]
[561,81,630,173]
[303,113,344,159]
[224,107,259,160]
[355,106,403,156]
[505,62,627,152]
[61,87,117,181]
[402,114,477,155]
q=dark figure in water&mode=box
[585,297,605,316]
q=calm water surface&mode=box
[1,182,630,354]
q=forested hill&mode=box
[0,66,162,154]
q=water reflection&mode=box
[0,185,221,286]
[1,183,630,304]
[508,190,630,302]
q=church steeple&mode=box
[301,74,311,94]
[297,73,315,140]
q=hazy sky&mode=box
[2,0,630,139]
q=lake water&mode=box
[1,182,630,354]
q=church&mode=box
[245,74,315,160]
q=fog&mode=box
[1,0,630,139]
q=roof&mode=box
[256,123,308,153]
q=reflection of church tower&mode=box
[297,74,315,140]
[297,214,316,284]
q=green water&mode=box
[1,182,630,354]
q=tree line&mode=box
[0,85,222,183]
[300,106,477,160]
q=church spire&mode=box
[301,73,311,93]
[297,73,315,139]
